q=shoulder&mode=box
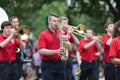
[111,37,120,45]
[112,37,120,42]
[0,34,4,40]
[101,34,109,38]
[80,39,85,43]
[39,29,48,36]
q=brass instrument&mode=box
[59,25,71,61]
[16,25,30,40]
[16,25,30,53]
[69,24,86,37]
[75,67,81,76]
[61,41,71,61]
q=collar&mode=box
[48,28,57,34]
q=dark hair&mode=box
[48,13,58,21]
[9,16,18,22]
[1,21,11,30]
[104,21,113,29]
[112,20,120,38]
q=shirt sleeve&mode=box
[14,39,20,48]
[38,33,46,49]
[77,39,85,53]
[101,35,109,48]
[109,39,117,58]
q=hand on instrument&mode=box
[92,36,99,42]
[57,47,64,54]
[10,28,16,36]
[62,35,69,42]
[68,26,75,34]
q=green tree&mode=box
[67,0,120,22]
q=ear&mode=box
[48,19,51,24]
[118,27,120,31]
[105,28,108,31]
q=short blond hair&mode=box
[59,16,68,23]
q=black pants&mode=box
[80,60,99,80]
[16,52,23,79]
[0,61,19,80]
[41,60,65,80]
[104,62,115,80]
[115,67,120,80]
[64,57,73,80]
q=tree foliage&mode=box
[0,0,120,37]
[67,0,120,22]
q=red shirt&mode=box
[77,39,98,62]
[38,29,61,60]
[0,34,20,62]
[101,35,111,62]
[109,36,120,67]
[63,30,74,43]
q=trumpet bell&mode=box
[77,24,85,31]
[17,25,30,40]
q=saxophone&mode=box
[59,25,71,61]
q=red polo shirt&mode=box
[38,29,61,60]
[101,35,111,62]
[77,39,98,62]
[0,34,20,62]
[109,36,120,67]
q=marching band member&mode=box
[109,20,120,80]
[76,28,102,80]
[10,16,22,79]
[38,13,68,80]
[101,21,115,80]
[0,21,25,80]
[58,16,79,80]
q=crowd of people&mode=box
[1,13,120,80]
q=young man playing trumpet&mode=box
[58,16,79,80]
[76,28,102,80]
[0,21,25,80]
[10,16,26,80]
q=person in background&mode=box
[38,13,70,80]
[101,21,115,80]
[71,43,79,80]
[58,16,79,80]
[26,39,35,59]
[0,21,25,80]
[32,48,42,80]
[76,28,102,80]
[109,20,120,80]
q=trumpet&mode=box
[68,24,86,37]
[15,25,30,40]
[16,25,30,53]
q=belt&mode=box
[0,60,16,64]
[82,60,96,63]
[43,59,61,63]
